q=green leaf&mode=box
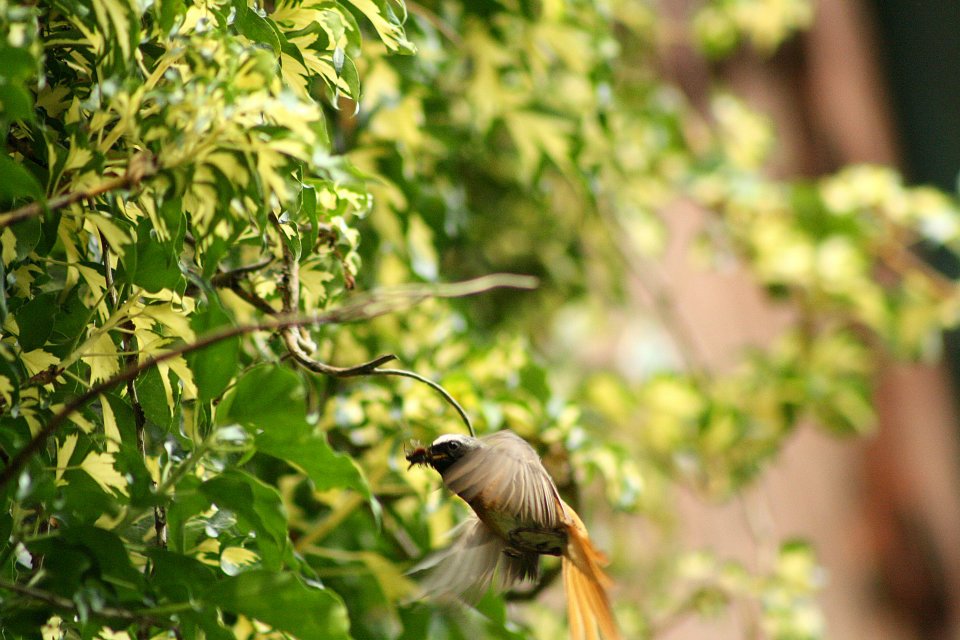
[236,9,281,57]
[15,292,57,351]
[156,0,184,33]
[28,525,144,600]
[221,364,305,430]
[346,0,416,54]
[12,215,41,260]
[0,153,41,204]
[148,548,235,640]
[0,45,35,84]
[299,184,318,253]
[335,54,361,103]
[135,365,177,431]
[129,216,184,292]
[199,469,288,569]
[0,261,6,326]
[47,287,86,356]
[149,548,216,601]
[165,474,208,553]
[186,297,238,402]
[256,426,371,497]
[221,365,371,497]
[0,84,34,122]
[205,570,351,639]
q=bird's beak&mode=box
[405,445,450,469]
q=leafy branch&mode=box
[0,275,536,489]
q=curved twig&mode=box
[371,368,475,437]
[286,347,399,377]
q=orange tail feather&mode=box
[561,502,621,640]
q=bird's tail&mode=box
[561,502,620,640]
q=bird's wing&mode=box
[441,430,564,530]
[409,516,506,602]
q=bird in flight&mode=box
[407,430,620,640]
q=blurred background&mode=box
[647,1,960,638]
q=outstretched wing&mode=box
[410,516,504,601]
[410,515,543,602]
[440,430,564,530]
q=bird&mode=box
[406,430,620,640]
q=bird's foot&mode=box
[507,527,566,556]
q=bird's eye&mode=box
[447,441,460,450]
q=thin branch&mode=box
[0,152,158,230]
[0,578,174,628]
[225,281,279,315]
[209,257,274,286]
[0,275,537,489]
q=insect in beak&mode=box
[405,442,430,470]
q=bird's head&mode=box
[406,434,479,474]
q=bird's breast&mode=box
[470,499,567,556]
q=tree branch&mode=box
[0,152,158,230]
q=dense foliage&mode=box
[2,0,959,638]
